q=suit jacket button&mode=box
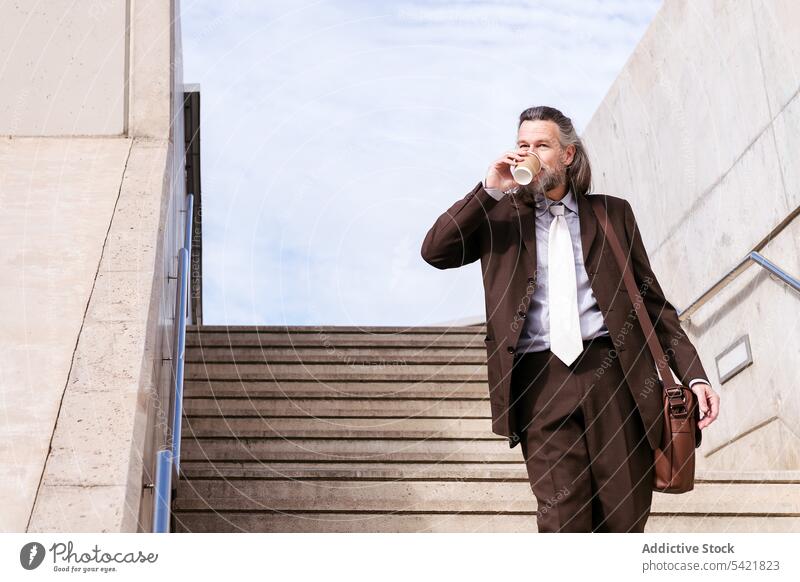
[517,310,526,318]
[527,277,535,283]
[506,346,515,354]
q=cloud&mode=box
[182,0,662,325]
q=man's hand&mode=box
[485,149,530,192]
[691,381,720,429]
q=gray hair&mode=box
[517,106,592,197]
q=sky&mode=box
[181,0,663,326]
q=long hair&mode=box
[517,106,592,198]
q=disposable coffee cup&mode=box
[511,152,542,185]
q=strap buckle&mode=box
[665,385,688,417]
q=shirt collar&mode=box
[534,186,577,214]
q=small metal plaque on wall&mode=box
[715,334,753,384]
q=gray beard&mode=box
[515,166,568,206]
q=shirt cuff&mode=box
[688,378,710,389]
[482,181,507,201]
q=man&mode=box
[420,106,720,533]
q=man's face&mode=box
[515,119,574,202]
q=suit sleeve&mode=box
[622,198,711,386]
[420,181,501,269]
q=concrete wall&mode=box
[0,0,188,532]
[582,0,800,472]
[0,136,133,531]
[0,0,129,136]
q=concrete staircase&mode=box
[172,326,800,532]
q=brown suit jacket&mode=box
[420,181,710,451]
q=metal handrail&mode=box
[677,251,800,321]
[152,193,194,533]
[183,195,194,327]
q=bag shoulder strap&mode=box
[588,195,679,389]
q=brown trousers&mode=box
[511,335,655,533]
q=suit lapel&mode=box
[577,190,600,270]
[512,201,537,278]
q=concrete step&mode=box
[185,362,487,380]
[185,346,486,361]
[183,380,488,398]
[187,325,485,334]
[173,512,539,533]
[185,328,486,348]
[688,470,800,482]
[173,479,535,512]
[178,461,800,484]
[175,464,800,490]
[649,483,800,514]
[180,437,519,462]
[645,517,800,533]
[172,512,800,533]
[186,336,486,348]
[181,416,497,439]
[183,397,490,418]
[179,461,525,480]
[172,480,800,514]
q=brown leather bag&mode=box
[590,197,701,494]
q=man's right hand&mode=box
[485,149,529,192]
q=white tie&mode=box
[547,203,583,366]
